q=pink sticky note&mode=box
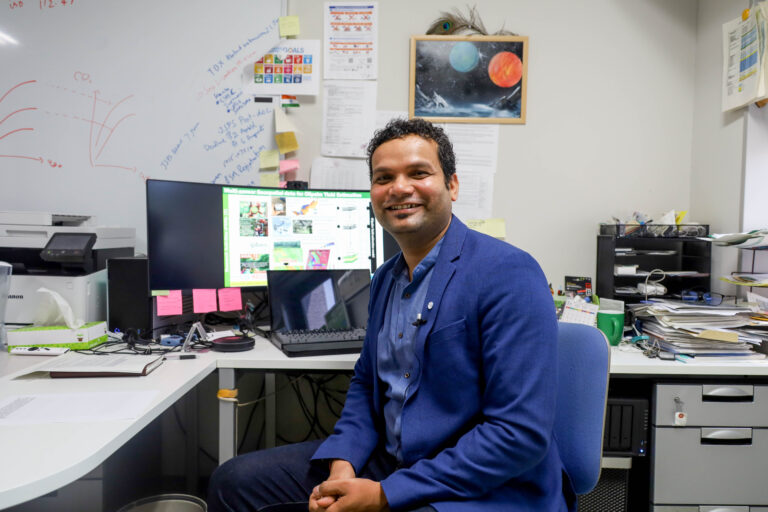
[279,181,287,188]
[218,288,243,312]
[279,159,300,174]
[156,290,183,316]
[192,289,218,313]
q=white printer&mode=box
[0,211,135,326]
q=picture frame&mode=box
[409,35,528,124]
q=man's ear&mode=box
[449,173,459,201]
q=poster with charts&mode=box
[249,40,320,96]
[324,2,378,79]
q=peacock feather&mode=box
[426,6,516,36]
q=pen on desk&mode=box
[675,354,691,363]
[164,353,197,360]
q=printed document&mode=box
[324,2,378,79]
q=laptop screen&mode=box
[267,269,371,333]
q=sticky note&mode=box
[156,290,182,316]
[151,290,170,296]
[218,288,243,312]
[261,172,280,187]
[466,218,506,239]
[279,181,287,188]
[275,131,299,154]
[274,107,296,133]
[279,159,299,173]
[192,289,218,313]
[260,149,280,169]
[279,16,301,37]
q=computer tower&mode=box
[603,398,649,456]
[107,256,152,334]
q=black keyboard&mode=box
[271,328,366,357]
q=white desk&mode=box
[3,341,768,510]
[0,352,216,510]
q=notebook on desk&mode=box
[266,269,370,357]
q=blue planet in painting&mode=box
[449,42,479,72]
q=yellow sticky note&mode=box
[261,172,280,187]
[275,132,299,154]
[466,218,506,239]
[279,16,301,37]
[259,149,280,169]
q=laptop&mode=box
[266,269,370,357]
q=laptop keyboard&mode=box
[274,328,367,345]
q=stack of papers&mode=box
[698,229,768,248]
[629,299,768,358]
[720,273,768,287]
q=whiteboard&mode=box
[1,0,284,253]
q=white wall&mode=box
[289,0,699,288]
[691,0,748,294]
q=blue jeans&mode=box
[207,439,436,512]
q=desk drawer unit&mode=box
[652,384,768,508]
[653,507,768,511]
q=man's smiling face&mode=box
[370,135,458,245]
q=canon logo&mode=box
[8,294,23,300]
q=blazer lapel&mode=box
[412,216,467,370]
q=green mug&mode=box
[597,310,624,346]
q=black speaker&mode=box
[107,257,152,335]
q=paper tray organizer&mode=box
[599,224,709,239]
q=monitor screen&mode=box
[267,269,371,333]
[146,179,390,293]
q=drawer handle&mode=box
[700,428,752,445]
[702,385,754,402]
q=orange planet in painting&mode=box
[487,51,522,88]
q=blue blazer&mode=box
[313,217,574,511]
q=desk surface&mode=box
[3,339,768,509]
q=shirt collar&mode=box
[391,236,445,285]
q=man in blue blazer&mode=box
[208,119,574,511]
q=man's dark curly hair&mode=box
[366,118,456,187]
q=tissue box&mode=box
[7,321,108,351]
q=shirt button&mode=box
[404,372,410,378]
[398,332,403,338]
[404,292,410,298]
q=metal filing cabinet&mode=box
[652,384,768,510]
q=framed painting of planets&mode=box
[409,35,528,124]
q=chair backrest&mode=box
[554,322,611,495]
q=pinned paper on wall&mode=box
[218,288,243,312]
[192,289,218,313]
[275,107,297,133]
[156,290,183,316]
[279,16,301,37]
[275,132,299,154]
[261,172,281,187]
[260,149,280,169]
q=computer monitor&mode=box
[146,179,392,293]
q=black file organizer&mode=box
[596,224,711,306]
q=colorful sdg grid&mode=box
[254,53,313,84]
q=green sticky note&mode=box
[151,290,170,296]
[279,16,300,37]
[260,149,280,169]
